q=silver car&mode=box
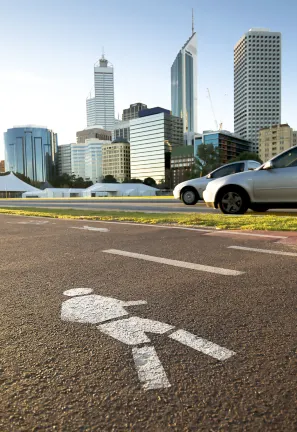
[173,160,261,205]
[203,145,297,214]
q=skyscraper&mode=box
[234,28,281,153]
[171,13,197,133]
[4,126,57,182]
[86,54,115,131]
[130,108,183,184]
[122,103,147,121]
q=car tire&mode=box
[181,187,199,205]
[250,204,269,212]
[218,188,249,215]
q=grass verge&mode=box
[0,206,297,231]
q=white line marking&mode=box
[98,317,174,345]
[211,231,287,239]
[64,288,94,296]
[6,220,48,225]
[228,245,297,257]
[132,346,171,390]
[103,249,244,276]
[71,225,109,232]
[169,330,235,360]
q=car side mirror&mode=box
[206,173,212,179]
[263,160,274,170]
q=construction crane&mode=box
[206,88,219,130]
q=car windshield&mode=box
[272,147,297,168]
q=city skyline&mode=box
[0,0,296,160]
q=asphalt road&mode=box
[1,215,297,431]
[0,198,218,213]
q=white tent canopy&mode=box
[84,183,157,197]
[22,182,158,198]
[0,173,39,192]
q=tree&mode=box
[102,175,118,183]
[229,152,263,164]
[143,177,157,187]
[194,144,221,177]
[14,172,32,185]
[129,178,143,184]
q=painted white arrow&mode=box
[71,225,109,232]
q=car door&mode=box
[253,147,297,203]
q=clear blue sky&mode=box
[0,0,296,158]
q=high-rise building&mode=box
[130,108,183,184]
[113,120,130,141]
[171,146,195,188]
[122,103,147,121]
[86,55,115,131]
[258,124,295,162]
[57,139,111,184]
[4,125,57,182]
[194,130,252,164]
[76,127,112,143]
[171,17,197,133]
[57,144,72,176]
[0,160,5,173]
[102,139,130,182]
[234,28,281,153]
[293,130,297,147]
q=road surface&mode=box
[1,214,297,430]
[0,198,218,213]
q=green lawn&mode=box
[1,206,297,231]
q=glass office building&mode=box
[194,130,252,164]
[171,32,197,133]
[4,126,58,182]
[130,108,183,184]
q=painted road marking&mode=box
[71,225,109,232]
[212,231,287,239]
[61,289,236,390]
[6,220,49,225]
[169,330,235,360]
[99,317,174,345]
[228,245,297,257]
[103,249,244,276]
[61,290,147,324]
[132,346,171,390]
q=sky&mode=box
[0,0,296,159]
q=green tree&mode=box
[102,175,118,183]
[143,177,157,187]
[194,144,221,177]
[129,178,143,184]
[14,172,32,185]
[229,152,263,164]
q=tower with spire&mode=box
[86,51,115,131]
[171,10,197,134]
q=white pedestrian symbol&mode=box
[61,288,235,390]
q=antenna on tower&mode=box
[192,8,194,34]
[102,46,105,59]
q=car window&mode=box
[211,163,245,179]
[248,161,260,170]
[272,147,297,169]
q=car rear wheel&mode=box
[181,188,199,205]
[250,204,269,212]
[218,189,249,214]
